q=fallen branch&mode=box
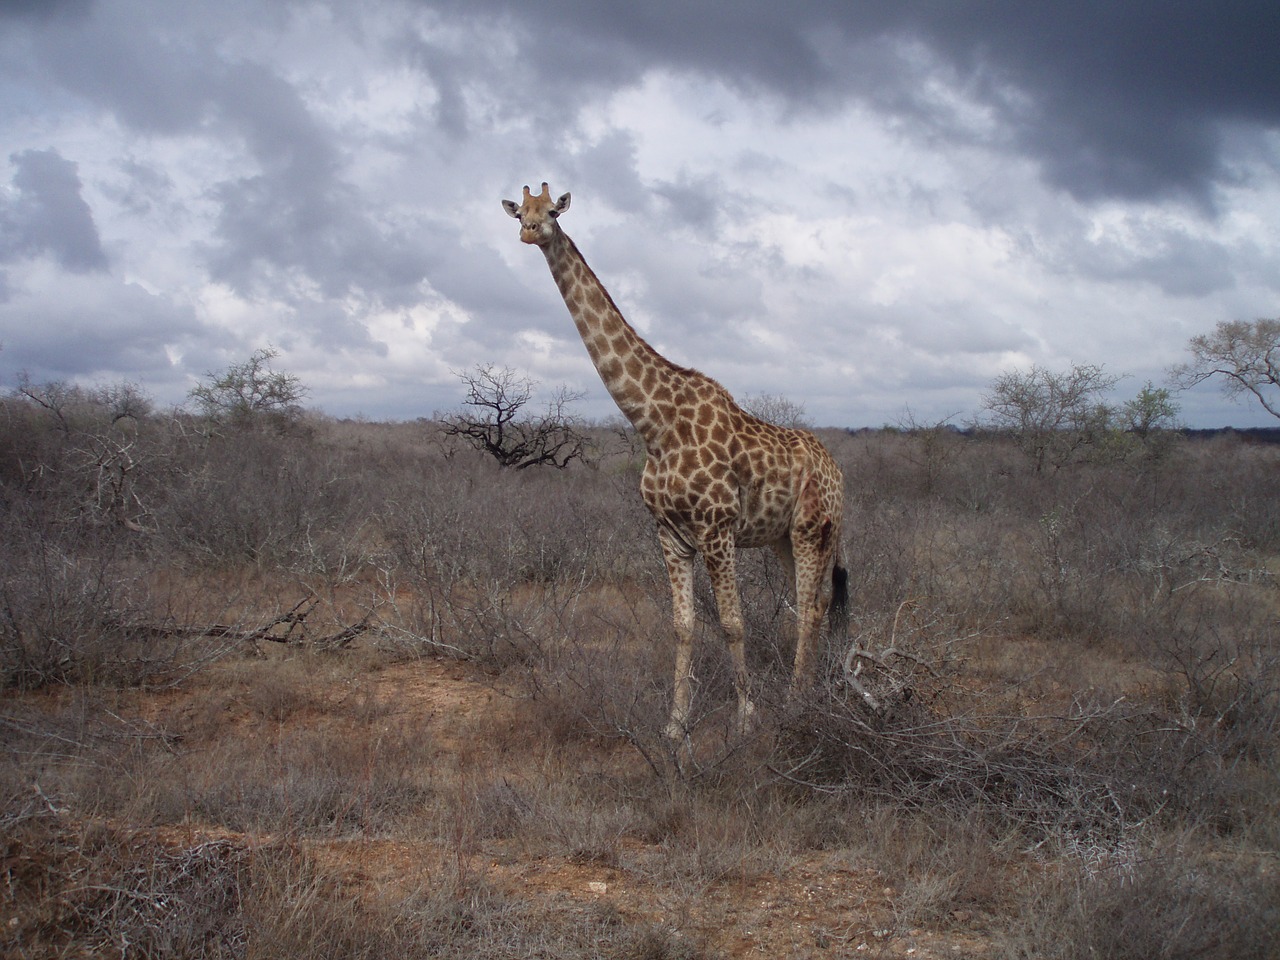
[133,594,376,653]
[840,598,939,713]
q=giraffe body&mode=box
[503,184,847,740]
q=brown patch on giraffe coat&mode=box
[600,310,624,334]
[687,470,713,496]
[819,517,835,551]
[615,381,641,407]
[705,439,729,463]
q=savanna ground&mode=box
[2,394,1279,958]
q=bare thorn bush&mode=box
[2,389,1278,957]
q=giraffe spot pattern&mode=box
[507,182,846,735]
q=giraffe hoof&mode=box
[735,699,757,736]
[664,719,688,742]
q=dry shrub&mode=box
[0,509,180,689]
[839,804,1020,933]
[772,667,1164,846]
[5,815,686,960]
[2,815,249,959]
[156,429,377,574]
[4,400,1279,955]
[381,450,655,589]
[1002,844,1280,960]
[1140,590,1280,761]
[0,655,440,837]
[141,709,441,837]
[636,789,800,892]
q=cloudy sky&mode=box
[2,0,1278,428]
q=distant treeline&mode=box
[851,424,1280,445]
[1181,426,1280,444]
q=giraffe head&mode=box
[502,182,571,246]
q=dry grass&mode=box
[3,395,1279,957]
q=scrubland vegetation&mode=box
[2,380,1278,958]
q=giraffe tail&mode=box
[828,555,850,639]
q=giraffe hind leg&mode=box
[789,478,840,695]
[788,542,832,696]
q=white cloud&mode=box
[0,0,1277,428]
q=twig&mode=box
[33,781,69,816]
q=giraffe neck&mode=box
[541,229,676,444]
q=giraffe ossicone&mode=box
[503,182,848,745]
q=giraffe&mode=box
[503,183,848,742]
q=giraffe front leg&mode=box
[667,626,694,743]
[703,538,755,735]
[659,530,697,743]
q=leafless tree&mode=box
[10,375,158,530]
[15,374,84,437]
[1170,317,1280,420]
[188,347,307,431]
[741,391,811,429]
[93,380,153,425]
[980,363,1120,471]
[440,363,588,469]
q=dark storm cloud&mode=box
[396,32,476,140]
[561,131,649,213]
[901,2,1280,205]
[14,8,405,309]
[205,165,430,347]
[105,159,174,217]
[652,172,726,235]
[0,273,205,386]
[0,148,108,274]
[203,62,434,319]
[3,0,536,351]
[26,7,224,136]
[427,0,1280,207]
[0,0,90,19]
[1065,226,1237,299]
[1,0,1273,427]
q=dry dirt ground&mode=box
[6,655,1003,959]
[336,661,994,958]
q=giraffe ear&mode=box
[551,192,571,217]
[501,199,520,219]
